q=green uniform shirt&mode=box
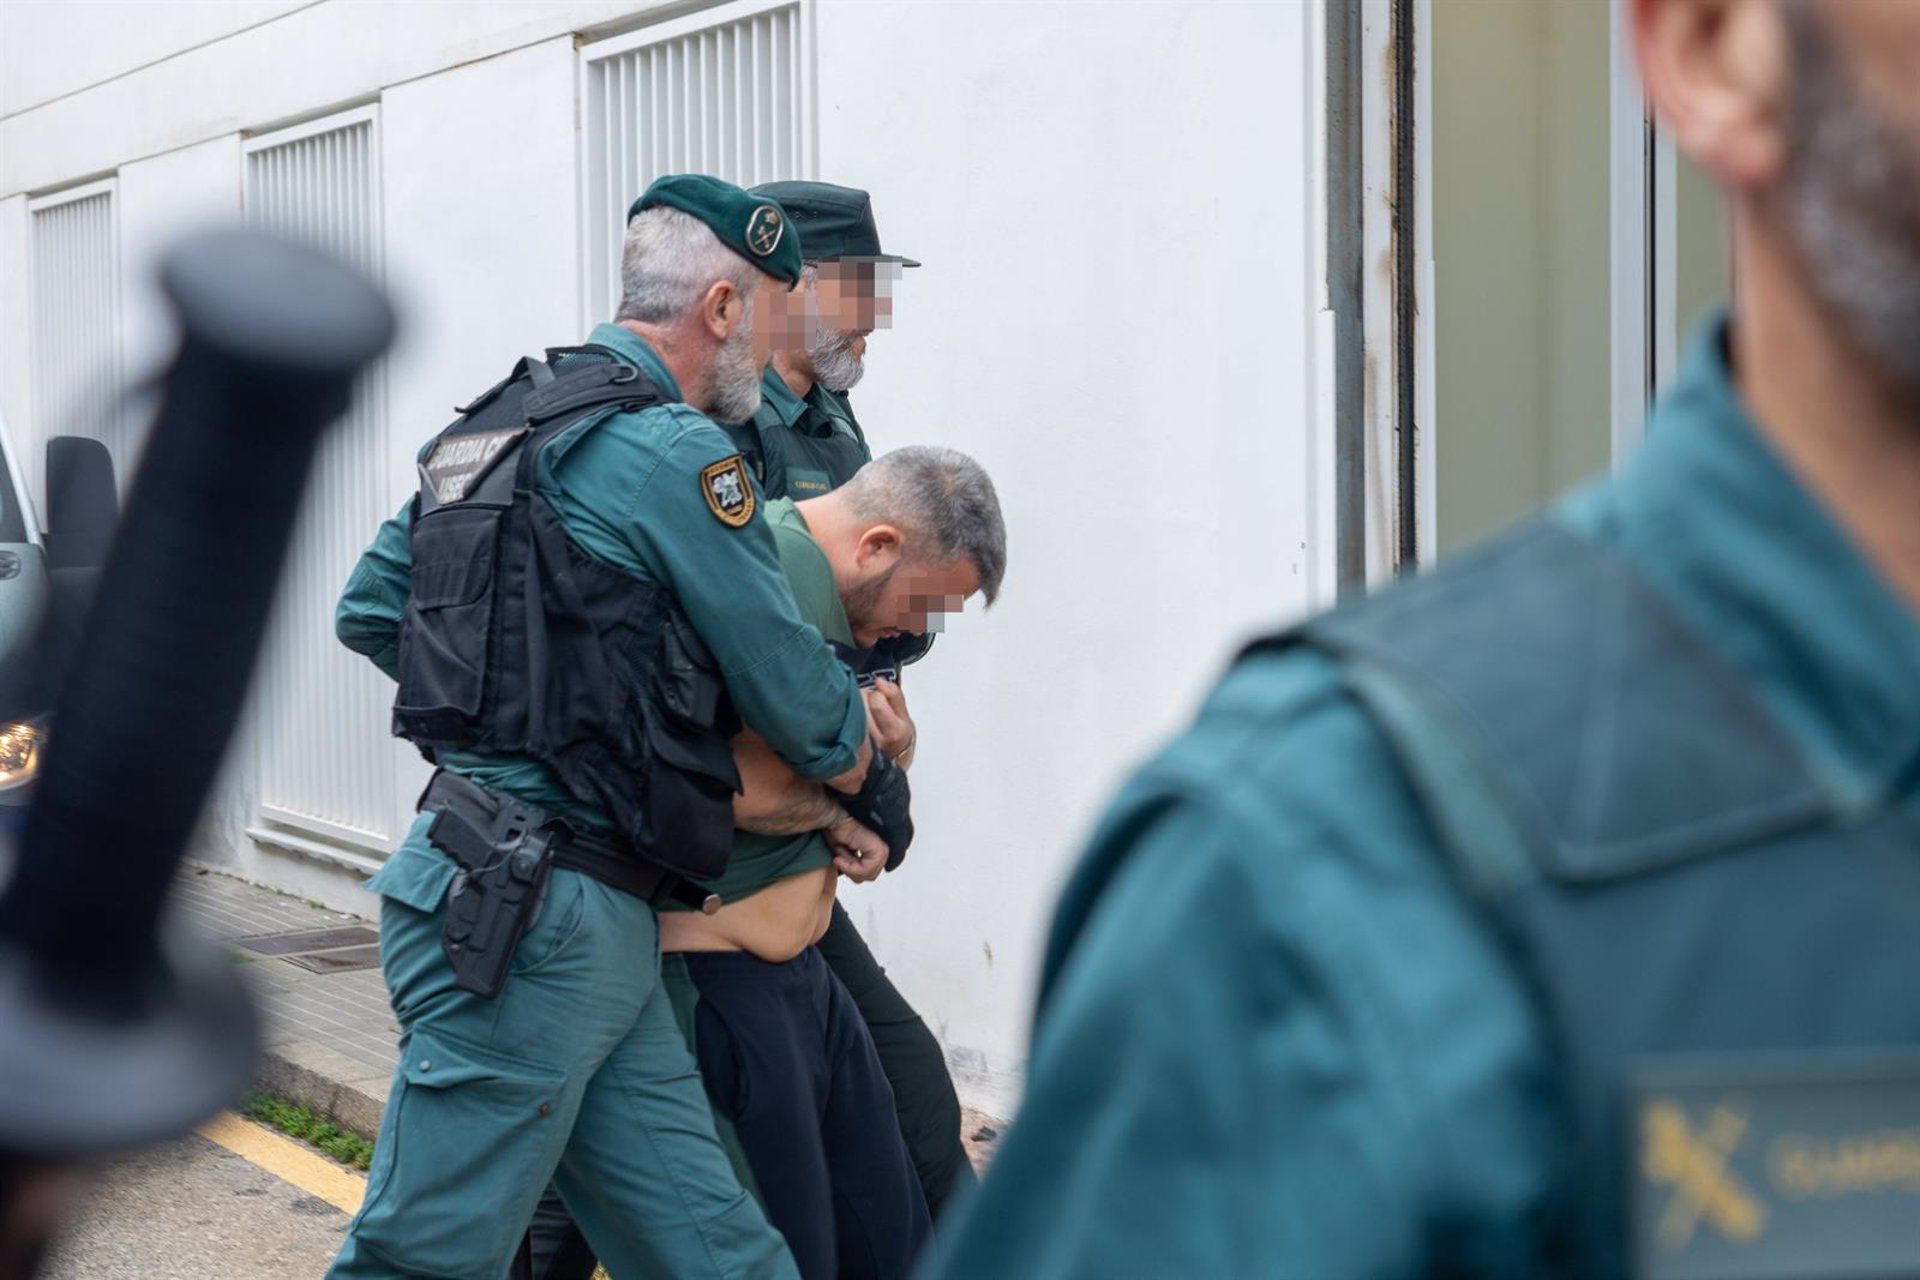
[933,314,1920,1279]
[662,497,850,909]
[725,366,871,498]
[335,324,868,833]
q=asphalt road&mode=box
[42,1135,350,1279]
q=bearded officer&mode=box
[328,174,909,1280]
[935,1,1920,1277]
[723,181,914,500]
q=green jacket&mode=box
[335,324,868,827]
[933,315,1920,1278]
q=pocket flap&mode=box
[399,1027,562,1091]
[410,506,499,609]
[365,836,457,915]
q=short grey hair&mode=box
[841,447,1007,605]
[616,205,757,324]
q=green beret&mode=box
[629,174,803,286]
[749,181,920,267]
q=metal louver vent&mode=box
[28,181,122,513]
[581,1,809,327]
[244,107,394,853]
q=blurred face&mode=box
[833,526,979,646]
[766,261,900,393]
[1778,0,1920,398]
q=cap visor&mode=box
[813,254,922,268]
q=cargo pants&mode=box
[327,817,798,1280]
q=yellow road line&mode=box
[196,1112,367,1216]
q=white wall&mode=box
[811,0,1322,1112]
[0,197,31,469]
[0,0,1327,1119]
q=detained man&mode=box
[661,445,1006,1280]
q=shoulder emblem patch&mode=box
[745,204,784,257]
[701,455,756,528]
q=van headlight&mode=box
[0,721,44,790]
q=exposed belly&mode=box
[659,865,837,962]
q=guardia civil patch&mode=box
[421,426,527,506]
[1630,1051,1920,1280]
[701,455,756,528]
[745,204,784,258]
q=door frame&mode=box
[1334,0,1698,581]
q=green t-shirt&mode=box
[662,496,853,908]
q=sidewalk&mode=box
[177,868,397,1138]
[177,866,1003,1165]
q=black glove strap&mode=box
[839,748,914,871]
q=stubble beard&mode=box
[707,312,765,424]
[1783,9,1920,407]
[840,561,898,641]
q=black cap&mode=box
[748,181,920,267]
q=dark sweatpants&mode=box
[522,948,933,1280]
[682,946,930,1279]
[521,906,967,1279]
[815,901,977,1219]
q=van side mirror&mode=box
[44,436,117,571]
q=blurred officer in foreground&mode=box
[937,1,1920,1277]
[329,175,908,1280]
[0,227,391,1277]
[739,181,979,1222]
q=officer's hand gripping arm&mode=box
[629,432,867,781]
[731,729,853,835]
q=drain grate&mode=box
[235,926,380,956]
[281,945,383,975]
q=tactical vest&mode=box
[392,347,741,881]
[726,384,871,500]
[1258,518,1920,1280]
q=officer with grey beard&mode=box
[727,182,917,500]
[936,0,1920,1277]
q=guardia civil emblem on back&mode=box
[701,455,756,527]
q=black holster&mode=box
[420,770,721,998]
[429,798,556,998]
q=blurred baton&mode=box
[0,226,394,1157]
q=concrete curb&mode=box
[255,1041,389,1140]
